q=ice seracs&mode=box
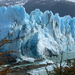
[0,5,75,60]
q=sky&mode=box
[0,0,28,6]
[67,0,75,3]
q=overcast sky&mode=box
[0,0,28,6]
[67,0,75,2]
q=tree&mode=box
[0,39,16,75]
[51,59,75,75]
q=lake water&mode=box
[12,51,75,75]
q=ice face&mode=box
[0,5,75,60]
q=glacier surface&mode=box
[0,5,75,61]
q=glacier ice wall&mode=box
[0,5,75,60]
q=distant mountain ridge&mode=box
[23,0,75,17]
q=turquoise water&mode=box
[12,60,43,68]
[12,51,75,68]
[10,51,75,75]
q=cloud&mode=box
[0,0,3,1]
[0,0,29,6]
[54,0,75,3]
[66,0,75,3]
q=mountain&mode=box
[23,0,75,17]
[0,5,75,61]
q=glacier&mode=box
[0,5,75,61]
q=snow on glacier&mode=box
[0,5,75,60]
